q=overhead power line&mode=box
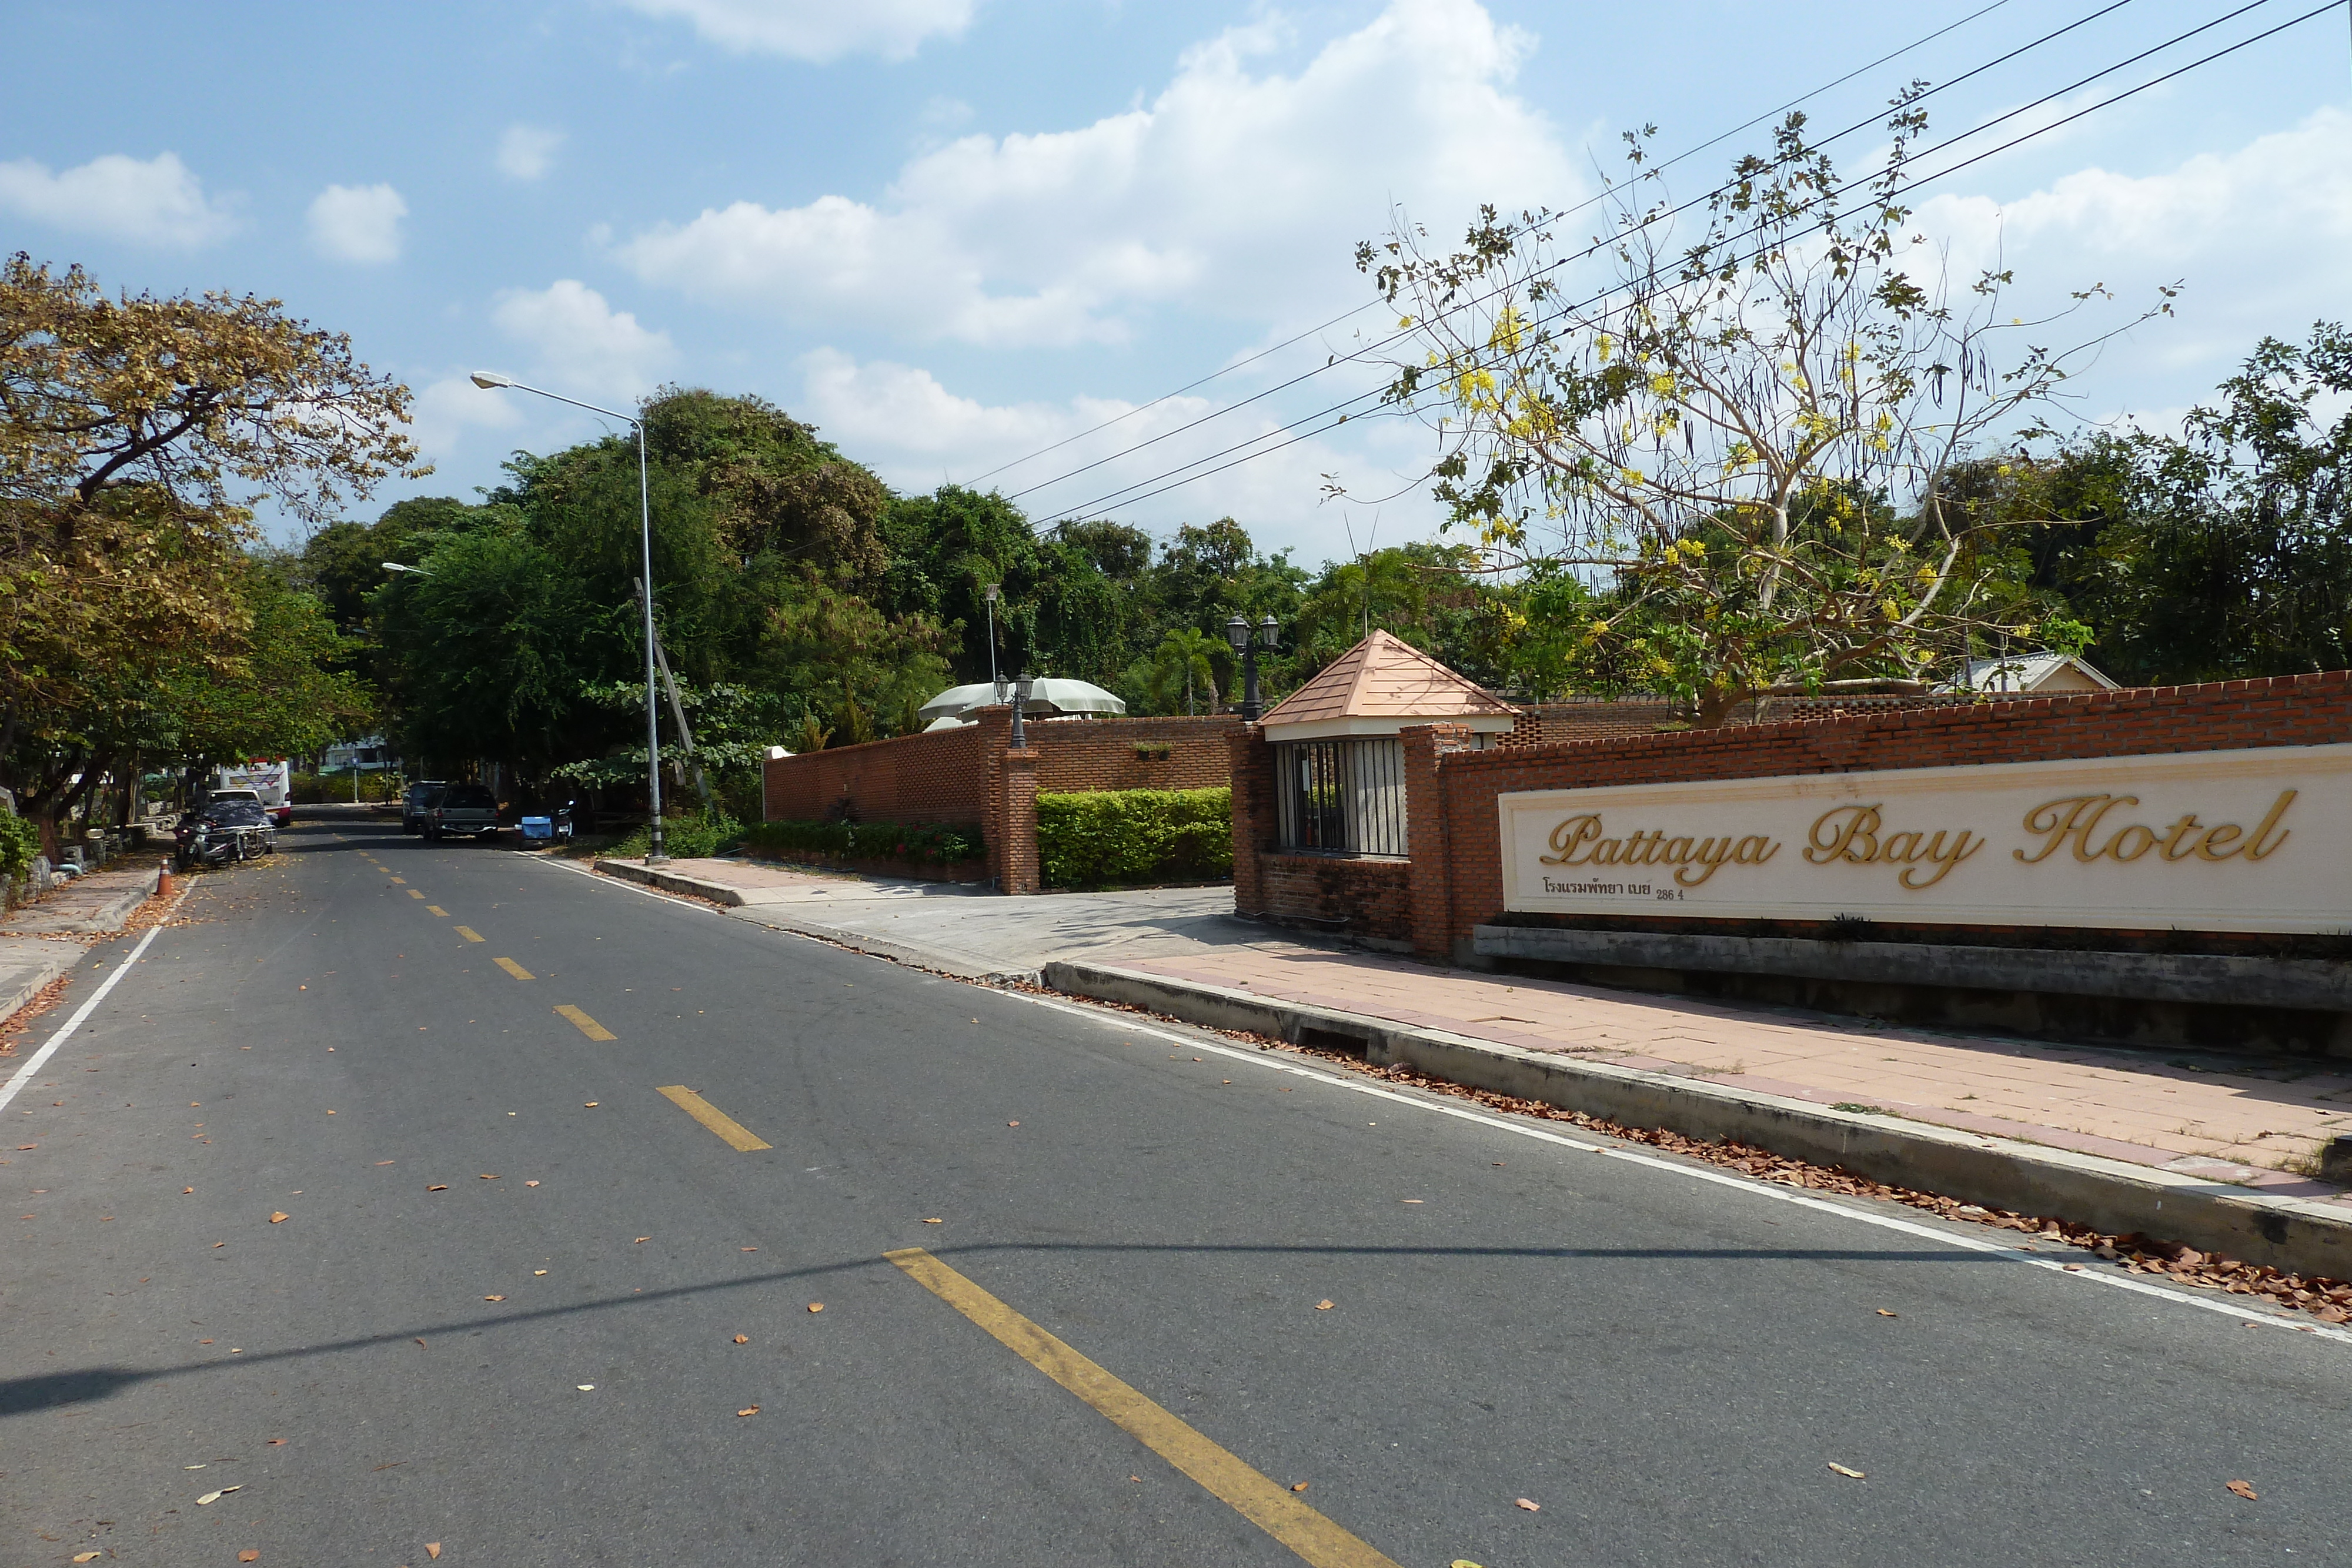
[1024,0,2330,532]
[983,0,2137,509]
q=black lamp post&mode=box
[1010,673,1033,748]
[1225,614,1279,721]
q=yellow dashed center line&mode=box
[554,1004,615,1041]
[655,1085,772,1152]
[455,927,485,943]
[406,889,425,900]
[426,905,449,917]
[495,957,534,980]
[887,1249,1399,1567]
[389,877,405,885]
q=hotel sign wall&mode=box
[1497,745,2352,934]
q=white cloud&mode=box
[793,347,1424,558]
[619,0,1575,347]
[0,151,234,247]
[1909,107,2352,418]
[407,372,528,466]
[489,279,677,402]
[625,0,973,62]
[496,124,566,181]
[306,183,407,263]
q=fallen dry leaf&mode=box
[923,1218,943,1225]
[266,1438,285,1446]
[633,1236,650,1243]
[196,1489,222,1505]
[733,1334,749,1344]
[427,1185,447,1192]
[1291,1481,1308,1492]
[479,1174,498,1180]
[2227,1479,2259,1500]
[807,1303,824,1313]
[524,1180,540,1188]
[576,1384,594,1392]
[375,1160,395,1166]
[741,1246,757,1252]
[427,1547,443,1562]
[74,1554,101,1563]
[584,1102,598,1107]
[183,1186,194,1193]
[268,1212,288,1224]
[1008,1120,1020,1126]
[242,1553,261,1563]
[1515,1497,1540,1512]
[737,1406,760,1417]
[415,1338,426,1348]
[484,1295,505,1302]
[1315,1299,1334,1310]
[1828,1463,1865,1479]
[1876,1309,1898,1318]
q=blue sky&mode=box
[6,0,2348,563]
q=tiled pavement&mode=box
[1114,941,2352,1203]
[622,855,2352,1203]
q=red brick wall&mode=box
[1031,716,1240,795]
[1420,671,2352,958]
[1498,693,1968,747]
[1259,852,1412,943]
[762,723,987,827]
[761,714,1237,830]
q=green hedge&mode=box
[609,810,743,861]
[1036,787,1231,889]
[743,818,983,867]
[0,810,40,882]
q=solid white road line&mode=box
[0,924,164,1115]
[1004,987,2352,1348]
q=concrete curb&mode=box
[1042,958,2352,1282]
[594,858,751,906]
[0,941,79,1027]
[593,858,1041,985]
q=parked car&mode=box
[176,799,276,867]
[402,781,447,835]
[425,783,501,842]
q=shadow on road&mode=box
[0,1238,2007,1417]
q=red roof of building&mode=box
[1260,630,1516,730]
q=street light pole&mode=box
[470,371,667,864]
[984,583,1002,700]
[1225,614,1279,721]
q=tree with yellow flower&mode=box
[1351,101,2166,724]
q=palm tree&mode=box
[1152,628,1222,716]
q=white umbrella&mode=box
[916,678,1127,723]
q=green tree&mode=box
[1,253,418,827]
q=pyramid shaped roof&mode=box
[1260,630,1518,740]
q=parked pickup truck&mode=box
[423,783,501,842]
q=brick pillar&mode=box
[998,746,1041,895]
[974,704,1013,885]
[1401,723,1471,961]
[1226,724,1275,917]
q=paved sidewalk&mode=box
[610,854,2352,1201]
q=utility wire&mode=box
[1027,0,2322,530]
[961,0,2032,492]
[992,0,2140,509]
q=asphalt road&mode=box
[4,812,2348,1567]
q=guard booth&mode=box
[1259,630,1517,858]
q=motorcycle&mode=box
[175,802,277,868]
